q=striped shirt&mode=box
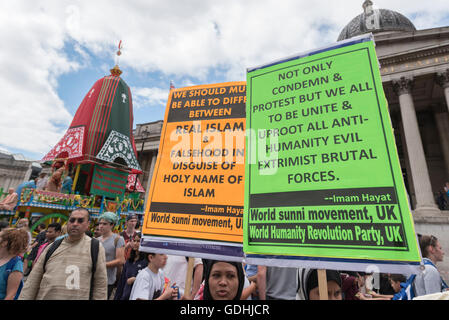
[19,235,107,300]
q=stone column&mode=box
[4,177,12,191]
[397,115,416,208]
[432,105,449,176]
[437,69,449,112]
[392,77,439,216]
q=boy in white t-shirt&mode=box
[129,253,178,300]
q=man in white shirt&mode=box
[163,255,203,298]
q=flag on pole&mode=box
[117,40,122,56]
[170,80,175,90]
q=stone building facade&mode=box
[133,120,163,204]
[0,151,40,193]
[134,1,449,281]
[337,0,449,281]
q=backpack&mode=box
[43,237,100,300]
[3,256,24,300]
[392,259,448,300]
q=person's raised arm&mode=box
[257,266,267,300]
[241,281,257,300]
[191,263,204,298]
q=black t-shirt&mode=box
[29,231,47,259]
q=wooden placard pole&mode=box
[318,269,328,300]
[184,257,195,298]
[72,164,81,192]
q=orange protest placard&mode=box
[142,82,246,245]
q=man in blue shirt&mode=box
[61,174,73,194]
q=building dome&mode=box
[337,0,416,41]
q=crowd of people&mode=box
[0,207,447,300]
[0,166,74,215]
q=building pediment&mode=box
[369,27,449,80]
[375,26,449,60]
[379,45,449,77]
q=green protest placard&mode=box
[244,36,421,272]
[90,165,127,198]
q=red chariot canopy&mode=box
[127,174,145,193]
[42,71,141,173]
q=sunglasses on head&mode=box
[69,217,85,224]
[430,235,438,246]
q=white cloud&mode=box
[0,2,79,157]
[1,0,448,158]
[35,0,449,79]
[132,86,169,109]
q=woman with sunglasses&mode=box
[414,234,448,297]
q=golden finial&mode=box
[110,65,122,76]
[110,40,123,76]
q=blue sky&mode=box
[56,44,169,125]
[1,0,449,161]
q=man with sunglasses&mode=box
[19,208,108,300]
[414,234,448,297]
